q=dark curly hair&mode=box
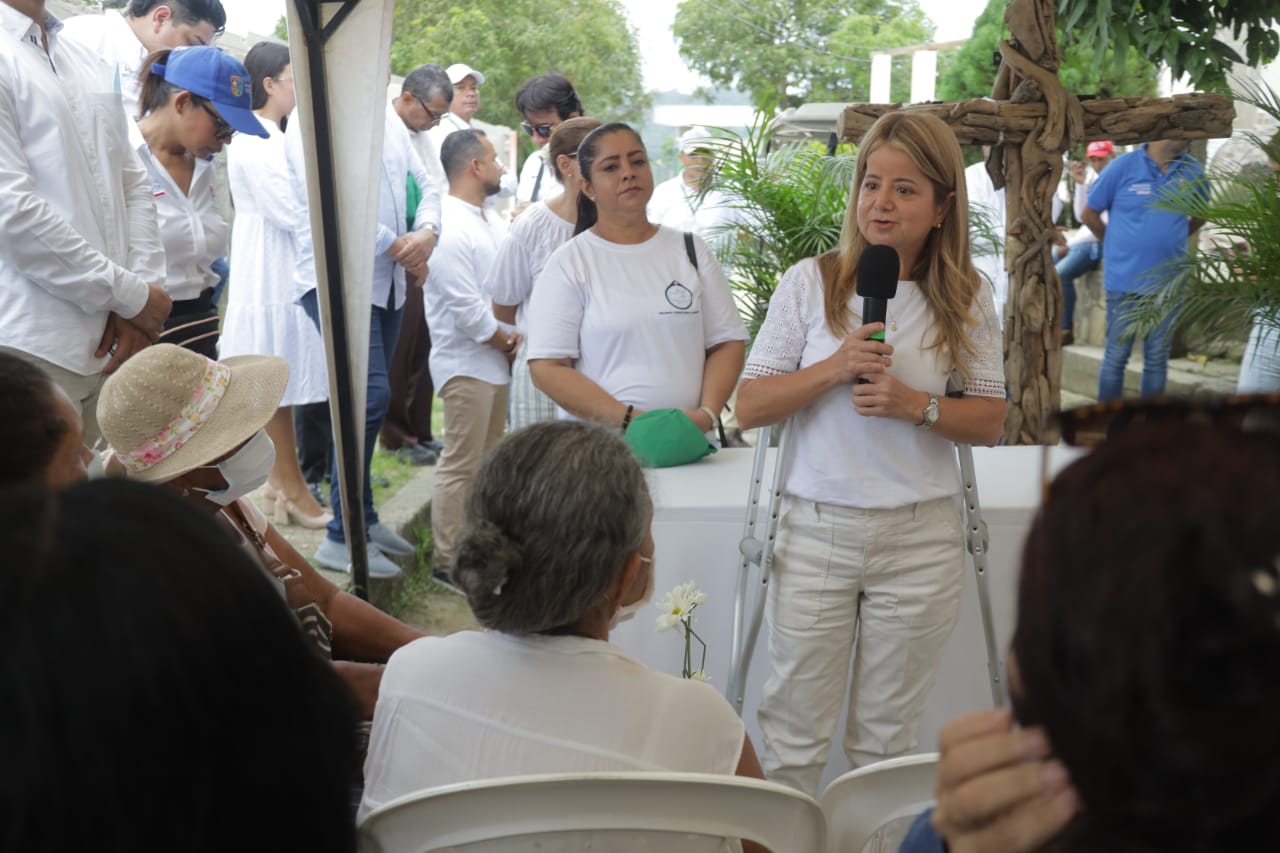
[1014,421,1280,851]
[0,353,68,486]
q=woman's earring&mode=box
[934,221,943,229]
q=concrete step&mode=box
[1060,344,1240,401]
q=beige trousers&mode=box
[431,376,509,570]
[757,495,965,796]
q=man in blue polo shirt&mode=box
[1081,140,1206,400]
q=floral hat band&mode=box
[114,359,232,474]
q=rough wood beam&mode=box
[839,94,1235,147]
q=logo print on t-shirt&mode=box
[665,281,694,310]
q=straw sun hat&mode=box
[97,344,289,483]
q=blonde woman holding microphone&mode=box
[737,111,1006,795]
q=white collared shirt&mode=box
[285,104,441,310]
[61,9,146,119]
[425,194,512,389]
[130,122,227,301]
[0,7,163,375]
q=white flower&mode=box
[654,580,707,632]
[690,670,710,682]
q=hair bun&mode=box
[452,520,522,600]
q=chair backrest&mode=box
[820,753,939,853]
[358,771,827,853]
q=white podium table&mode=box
[610,444,1084,791]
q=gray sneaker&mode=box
[313,537,351,571]
[369,521,414,556]
[312,537,403,579]
[350,546,403,579]
[394,444,438,466]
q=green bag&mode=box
[624,408,717,468]
[406,172,422,230]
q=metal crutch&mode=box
[955,440,1008,708]
[725,420,793,716]
[725,426,1008,713]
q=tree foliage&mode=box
[937,0,1159,111]
[674,0,934,111]
[388,0,647,143]
[1057,0,1280,92]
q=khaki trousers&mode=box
[431,376,509,569]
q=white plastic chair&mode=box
[820,753,939,853]
[358,771,827,853]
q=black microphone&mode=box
[855,244,899,384]
[857,244,900,341]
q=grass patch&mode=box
[316,445,418,509]
[386,516,479,636]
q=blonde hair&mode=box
[820,111,985,377]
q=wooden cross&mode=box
[836,0,1234,444]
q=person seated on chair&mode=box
[360,421,770,848]
[898,419,1280,852]
[95,344,425,720]
[0,478,359,853]
[0,352,94,488]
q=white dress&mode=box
[484,201,575,428]
[220,119,328,406]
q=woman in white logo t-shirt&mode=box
[735,112,1007,796]
[526,122,747,434]
[489,117,602,429]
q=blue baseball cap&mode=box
[152,46,269,139]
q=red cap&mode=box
[1086,140,1115,158]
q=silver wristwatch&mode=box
[919,394,940,430]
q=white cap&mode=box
[678,125,717,154]
[446,63,485,85]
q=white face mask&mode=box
[611,554,656,629]
[194,429,276,506]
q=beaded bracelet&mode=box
[621,404,635,432]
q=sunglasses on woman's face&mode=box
[521,121,555,139]
[195,98,234,142]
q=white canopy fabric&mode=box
[286,0,396,593]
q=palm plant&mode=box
[1126,81,1280,346]
[700,115,857,339]
[701,113,1004,340]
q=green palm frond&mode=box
[698,113,857,340]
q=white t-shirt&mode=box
[965,160,1007,318]
[484,200,574,328]
[359,630,746,821]
[647,174,747,254]
[526,226,748,415]
[743,257,1005,510]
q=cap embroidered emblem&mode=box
[229,76,244,97]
